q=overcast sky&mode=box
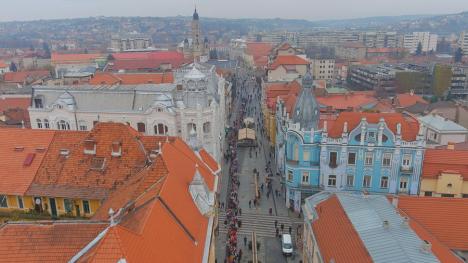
[1,0,467,22]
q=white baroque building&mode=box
[29,63,228,162]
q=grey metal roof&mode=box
[419,114,468,133]
[336,193,440,263]
[292,72,320,130]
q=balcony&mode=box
[286,159,299,166]
[400,166,413,173]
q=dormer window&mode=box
[111,141,122,157]
[90,157,106,170]
[84,139,96,155]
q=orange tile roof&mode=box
[3,70,50,84]
[264,81,301,113]
[199,149,219,172]
[0,221,107,262]
[90,72,174,85]
[0,97,31,113]
[317,93,377,111]
[269,55,309,70]
[328,112,419,141]
[246,42,273,58]
[0,60,7,68]
[0,128,55,196]
[422,149,468,180]
[51,53,103,64]
[28,123,162,200]
[0,132,219,263]
[396,196,468,251]
[311,195,372,263]
[396,93,428,108]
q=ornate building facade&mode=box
[276,73,425,212]
[28,62,228,162]
[178,8,209,60]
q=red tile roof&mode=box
[0,221,107,263]
[199,149,219,172]
[3,70,50,84]
[328,112,419,141]
[396,93,427,108]
[0,97,30,113]
[269,55,309,70]
[245,42,273,58]
[51,53,103,64]
[0,128,55,196]
[396,196,468,251]
[311,195,372,263]
[422,149,468,180]
[89,72,174,85]
[264,81,301,113]
[317,93,377,111]
[0,60,7,68]
[112,51,184,61]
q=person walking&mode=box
[269,207,273,215]
[289,226,292,235]
[239,208,242,216]
[281,223,284,232]
[248,200,251,208]
[243,236,247,246]
[275,227,279,237]
[274,220,278,228]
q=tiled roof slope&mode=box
[269,55,309,69]
[422,149,468,180]
[396,93,427,108]
[0,128,55,196]
[89,72,174,85]
[0,97,31,113]
[3,70,50,84]
[396,196,468,251]
[311,195,372,263]
[29,123,150,199]
[0,221,107,263]
[328,112,419,141]
[51,53,103,64]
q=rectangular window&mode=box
[64,199,73,213]
[348,152,356,165]
[462,194,468,198]
[79,124,87,131]
[83,200,90,214]
[302,172,309,184]
[424,191,433,197]
[17,196,24,209]
[399,177,408,191]
[382,153,392,167]
[402,154,412,168]
[328,175,337,187]
[34,98,43,108]
[368,131,376,140]
[0,195,7,208]
[365,152,373,166]
[380,176,389,188]
[287,170,293,182]
[363,176,371,188]
[346,175,354,187]
[441,194,455,198]
[303,150,310,161]
[329,152,338,168]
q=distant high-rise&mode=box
[460,31,468,56]
[403,32,438,54]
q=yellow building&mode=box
[419,148,468,198]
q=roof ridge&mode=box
[157,196,197,244]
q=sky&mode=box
[1,0,467,22]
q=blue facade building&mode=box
[275,73,426,212]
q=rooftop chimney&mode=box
[447,142,455,150]
[392,195,399,208]
[111,141,122,157]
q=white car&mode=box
[281,234,293,256]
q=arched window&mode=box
[57,120,70,130]
[44,119,50,129]
[203,122,211,134]
[187,123,197,133]
[36,119,42,129]
[154,123,168,135]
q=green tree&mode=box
[415,42,423,56]
[432,64,453,97]
[42,42,51,59]
[454,47,463,63]
[395,71,427,94]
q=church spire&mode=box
[193,6,199,20]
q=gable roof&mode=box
[0,128,55,196]
[51,53,103,64]
[0,221,107,263]
[269,55,309,70]
[3,70,50,84]
[328,112,419,141]
[396,196,468,251]
[311,195,372,263]
[395,93,427,108]
[422,149,468,180]
[419,114,468,133]
[90,72,174,85]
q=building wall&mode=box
[0,194,99,218]
[403,32,438,53]
[420,173,468,197]
[311,59,335,80]
[460,31,468,56]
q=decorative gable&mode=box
[189,165,214,216]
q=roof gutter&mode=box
[201,213,214,263]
